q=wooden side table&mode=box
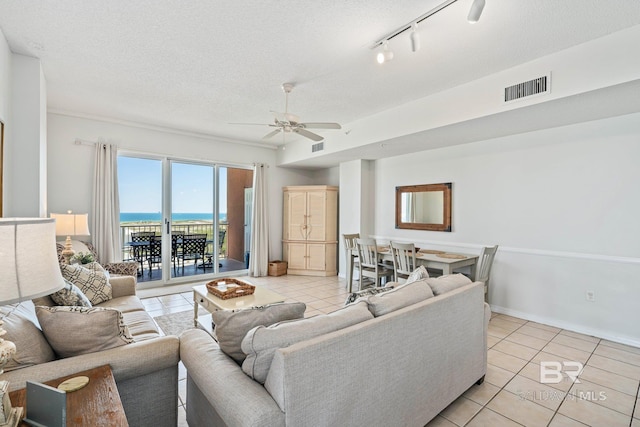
[9,364,128,426]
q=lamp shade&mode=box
[50,213,90,236]
[0,218,66,304]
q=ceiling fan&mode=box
[233,83,341,142]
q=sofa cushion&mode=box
[1,301,55,371]
[35,306,134,358]
[50,279,92,307]
[241,300,373,384]
[60,263,112,305]
[426,274,472,296]
[213,302,306,365]
[366,279,434,317]
[344,286,394,305]
[121,309,160,341]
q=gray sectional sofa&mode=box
[181,278,490,427]
[1,274,180,427]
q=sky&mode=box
[118,156,227,213]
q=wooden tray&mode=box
[206,278,255,300]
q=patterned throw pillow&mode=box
[60,264,112,305]
[404,265,429,285]
[35,306,134,358]
[50,279,92,307]
[344,286,394,305]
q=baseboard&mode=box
[490,304,640,348]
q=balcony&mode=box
[120,221,247,282]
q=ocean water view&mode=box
[120,212,227,223]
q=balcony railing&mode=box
[120,222,228,278]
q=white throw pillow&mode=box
[366,279,434,317]
[50,279,93,307]
[404,265,429,285]
[425,274,472,296]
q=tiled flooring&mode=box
[140,275,640,427]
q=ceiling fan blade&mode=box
[294,128,324,142]
[262,129,282,140]
[301,122,342,130]
[229,122,271,126]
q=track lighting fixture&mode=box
[410,23,421,52]
[467,0,485,23]
[376,41,394,64]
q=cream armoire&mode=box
[282,185,338,276]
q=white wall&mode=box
[370,113,640,345]
[6,54,47,217]
[47,113,316,260]
[0,29,10,214]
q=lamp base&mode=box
[62,235,75,265]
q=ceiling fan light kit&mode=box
[373,0,485,63]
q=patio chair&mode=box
[131,231,156,276]
[146,235,162,277]
[171,232,184,275]
[218,229,226,268]
[178,234,207,275]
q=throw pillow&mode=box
[344,286,394,305]
[212,302,307,364]
[1,301,55,371]
[242,300,373,384]
[50,279,92,307]
[425,274,472,296]
[35,306,134,358]
[60,264,112,305]
[404,265,429,285]
[366,279,434,317]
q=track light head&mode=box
[410,23,421,52]
[376,41,394,64]
[467,0,485,23]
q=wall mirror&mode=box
[395,183,451,231]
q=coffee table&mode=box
[193,282,285,335]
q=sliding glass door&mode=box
[118,155,253,286]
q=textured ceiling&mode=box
[1,0,639,147]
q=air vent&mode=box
[504,75,549,102]
[311,142,324,153]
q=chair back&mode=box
[476,245,498,284]
[183,234,207,257]
[148,235,162,258]
[390,241,416,281]
[218,229,226,252]
[356,238,378,269]
[343,233,359,252]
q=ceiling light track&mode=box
[372,0,485,63]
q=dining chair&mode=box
[131,231,156,276]
[342,233,359,292]
[476,245,498,301]
[356,238,394,289]
[389,241,417,283]
[146,235,163,277]
[179,234,207,275]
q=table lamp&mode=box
[0,218,67,426]
[50,212,90,264]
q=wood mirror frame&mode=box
[395,183,452,231]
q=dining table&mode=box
[347,245,478,291]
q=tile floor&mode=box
[140,275,640,427]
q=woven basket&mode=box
[206,278,255,300]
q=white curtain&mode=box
[249,164,269,276]
[92,142,121,263]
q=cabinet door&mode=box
[306,191,326,241]
[286,242,307,270]
[286,191,308,240]
[306,243,327,270]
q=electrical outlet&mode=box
[586,290,595,302]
